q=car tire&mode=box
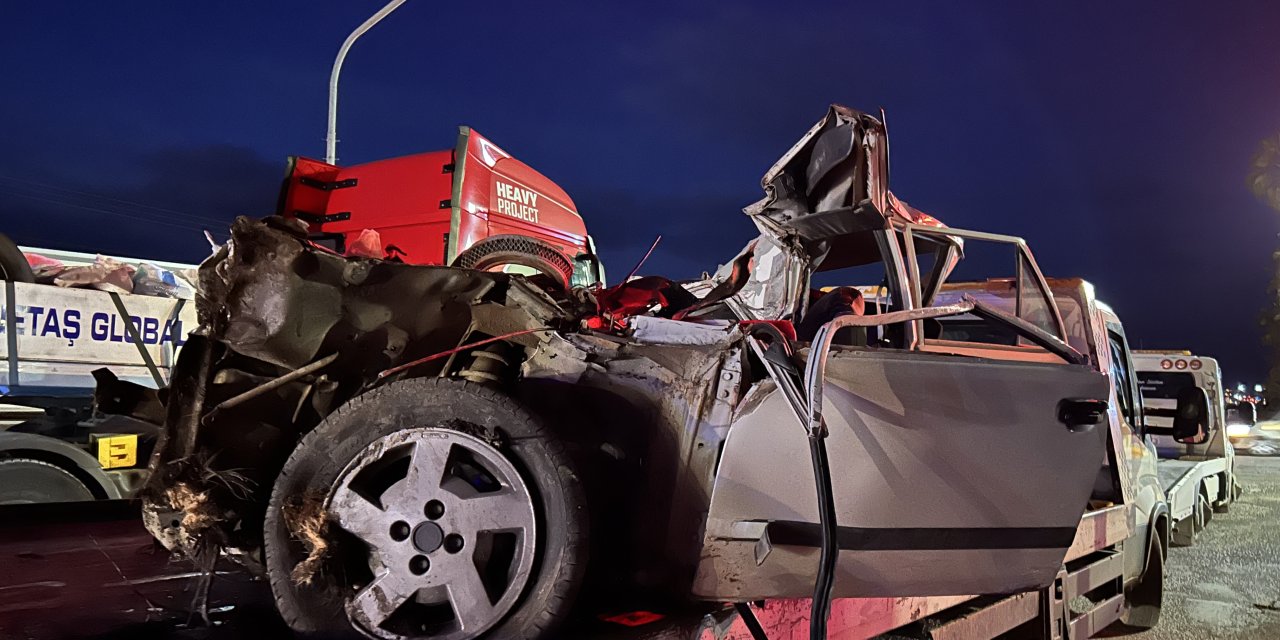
[0,458,95,504]
[264,378,587,640]
[1116,535,1163,630]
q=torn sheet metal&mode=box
[202,217,567,371]
[716,234,808,321]
[744,104,891,245]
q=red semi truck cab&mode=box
[279,127,602,289]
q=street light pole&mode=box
[326,0,408,164]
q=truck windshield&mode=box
[1137,371,1197,400]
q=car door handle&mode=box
[1058,398,1108,433]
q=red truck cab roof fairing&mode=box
[279,127,589,268]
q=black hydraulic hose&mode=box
[742,325,837,639]
[733,602,769,640]
[809,434,838,640]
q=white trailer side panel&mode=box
[0,282,197,390]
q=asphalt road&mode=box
[6,458,1280,639]
[1132,456,1280,640]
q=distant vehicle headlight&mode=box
[1226,423,1252,438]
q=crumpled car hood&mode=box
[198,217,569,373]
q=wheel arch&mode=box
[0,432,121,500]
[452,234,574,290]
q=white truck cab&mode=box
[1132,351,1239,543]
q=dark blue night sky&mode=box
[3,1,1279,380]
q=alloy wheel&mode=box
[326,428,538,639]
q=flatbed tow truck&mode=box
[1133,351,1239,546]
[0,268,1217,640]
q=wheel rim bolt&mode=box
[425,500,445,520]
[409,555,430,575]
[444,533,465,554]
[390,521,411,542]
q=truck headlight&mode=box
[1226,423,1252,438]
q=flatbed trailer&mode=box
[1155,458,1224,545]
[1157,458,1225,513]
[0,245,197,502]
[4,245,196,393]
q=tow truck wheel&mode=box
[1199,485,1214,525]
[0,458,95,504]
[265,378,586,640]
[1117,536,1163,630]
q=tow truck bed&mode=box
[586,506,1132,640]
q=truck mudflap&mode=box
[695,349,1111,600]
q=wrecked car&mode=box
[123,105,1110,640]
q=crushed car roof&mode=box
[744,104,943,271]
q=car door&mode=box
[696,350,1109,600]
